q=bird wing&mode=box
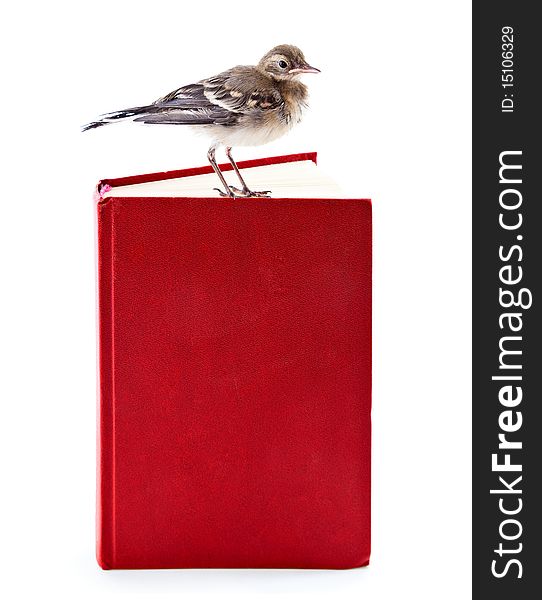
[132,83,238,125]
[87,69,283,129]
[201,67,284,113]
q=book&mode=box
[96,152,372,569]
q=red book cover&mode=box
[96,153,371,569]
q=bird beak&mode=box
[288,64,321,74]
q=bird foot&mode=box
[214,186,271,198]
[242,188,272,198]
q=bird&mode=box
[82,45,320,198]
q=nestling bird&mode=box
[83,44,320,198]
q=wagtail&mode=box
[83,45,320,197]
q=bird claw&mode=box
[214,187,235,198]
[245,189,272,198]
[229,186,272,197]
[214,186,272,198]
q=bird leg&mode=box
[207,145,236,197]
[207,145,272,198]
[225,147,271,197]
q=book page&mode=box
[102,160,349,199]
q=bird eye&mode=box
[278,60,288,69]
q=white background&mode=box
[1,1,471,598]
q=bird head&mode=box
[257,45,320,81]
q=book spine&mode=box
[96,198,115,569]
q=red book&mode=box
[96,153,371,569]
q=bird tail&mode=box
[81,105,155,132]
